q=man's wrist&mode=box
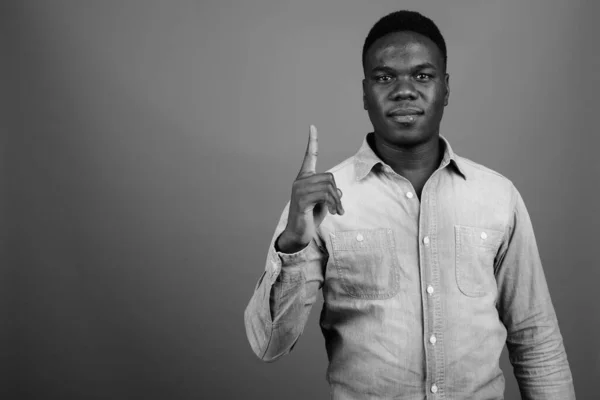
[275,230,309,254]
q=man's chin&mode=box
[374,128,435,148]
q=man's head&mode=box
[362,10,449,148]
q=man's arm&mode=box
[244,125,341,362]
[244,203,327,362]
[494,186,576,399]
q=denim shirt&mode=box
[244,134,575,400]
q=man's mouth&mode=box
[388,108,424,124]
[388,107,424,116]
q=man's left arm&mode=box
[494,186,576,400]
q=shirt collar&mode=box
[353,133,468,181]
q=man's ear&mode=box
[362,78,368,110]
[444,73,450,106]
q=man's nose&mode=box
[389,79,417,100]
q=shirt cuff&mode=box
[267,239,319,285]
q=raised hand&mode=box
[276,125,344,253]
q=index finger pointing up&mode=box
[298,124,318,177]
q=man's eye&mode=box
[416,73,433,81]
[375,75,392,83]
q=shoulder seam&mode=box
[457,156,513,183]
[326,156,356,174]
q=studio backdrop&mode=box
[5,0,599,399]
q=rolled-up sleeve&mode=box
[494,186,576,399]
[244,202,328,362]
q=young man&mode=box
[244,10,575,400]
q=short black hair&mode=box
[362,10,447,72]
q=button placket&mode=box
[420,177,443,399]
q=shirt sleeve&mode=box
[494,186,576,400]
[244,201,328,362]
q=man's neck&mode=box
[370,133,443,178]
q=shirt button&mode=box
[406,191,414,199]
[431,384,438,393]
[356,233,364,242]
[429,335,437,345]
[480,231,488,240]
[427,285,434,294]
[423,236,430,245]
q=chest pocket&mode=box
[455,225,504,297]
[331,228,400,299]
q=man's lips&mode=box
[387,107,424,116]
[388,108,424,124]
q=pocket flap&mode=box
[455,225,504,249]
[331,228,394,251]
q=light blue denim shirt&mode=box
[244,134,575,399]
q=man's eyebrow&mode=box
[412,62,438,71]
[370,65,395,74]
[370,62,439,74]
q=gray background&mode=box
[5,0,599,399]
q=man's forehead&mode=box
[369,31,441,66]
[377,42,427,60]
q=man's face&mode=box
[362,31,449,147]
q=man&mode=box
[244,10,575,400]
